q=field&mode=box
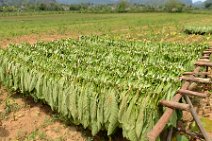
[0,12,212,141]
[1,12,212,46]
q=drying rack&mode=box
[147,47,212,141]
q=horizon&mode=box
[192,0,206,2]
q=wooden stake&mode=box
[183,72,210,76]
[201,56,210,59]
[180,76,211,84]
[178,89,208,98]
[198,59,210,62]
[167,127,173,141]
[203,51,212,54]
[160,100,190,111]
[195,61,212,67]
[184,96,211,141]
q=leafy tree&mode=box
[69,4,81,11]
[205,0,212,9]
[116,0,128,13]
[164,0,185,12]
[38,3,47,10]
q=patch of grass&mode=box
[190,117,212,133]
[24,130,47,141]
[42,117,55,128]
[201,117,212,132]
[1,12,212,45]
[0,96,21,120]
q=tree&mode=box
[69,4,81,11]
[39,3,47,10]
[205,0,212,9]
[116,0,128,13]
[164,0,185,12]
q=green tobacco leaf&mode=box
[0,36,208,141]
[176,135,189,141]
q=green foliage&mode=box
[0,1,195,13]
[69,4,81,11]
[116,0,128,13]
[184,26,212,35]
[38,3,47,11]
[165,0,185,12]
[176,135,189,141]
[205,0,212,9]
[0,36,207,141]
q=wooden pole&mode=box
[184,95,211,141]
[167,127,173,141]
[178,89,208,98]
[203,51,212,54]
[195,61,212,67]
[180,76,211,84]
[160,100,190,111]
[183,72,210,76]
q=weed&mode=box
[1,97,20,120]
[42,117,55,128]
[24,130,47,141]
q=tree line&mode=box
[0,0,212,13]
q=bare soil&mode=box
[0,86,127,141]
[0,86,88,141]
[0,34,77,48]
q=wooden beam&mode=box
[201,56,209,59]
[195,61,212,67]
[160,100,190,111]
[205,49,212,51]
[178,89,208,98]
[180,76,211,84]
[198,59,210,62]
[183,72,210,76]
[203,51,212,54]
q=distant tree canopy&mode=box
[38,2,63,11]
[164,0,185,12]
[0,0,208,13]
[205,0,212,9]
[116,0,128,13]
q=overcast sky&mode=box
[192,0,206,2]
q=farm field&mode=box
[0,12,212,141]
[0,12,212,46]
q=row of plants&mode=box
[184,26,212,35]
[0,36,208,141]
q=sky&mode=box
[192,0,206,2]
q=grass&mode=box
[0,94,21,120]
[1,12,212,46]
